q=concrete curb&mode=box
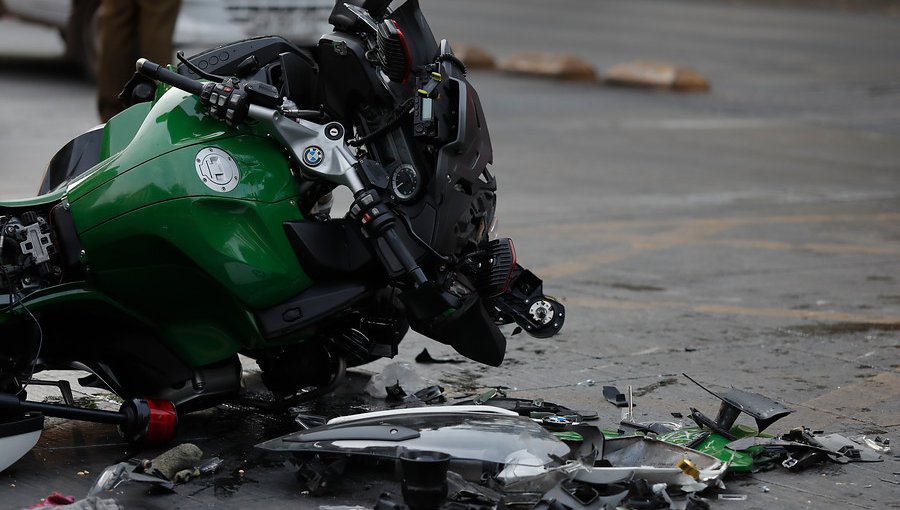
[450,42,496,70]
[496,52,596,82]
[602,60,710,92]
[453,44,710,92]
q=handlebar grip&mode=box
[136,58,205,96]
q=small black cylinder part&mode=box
[0,393,126,425]
[118,398,151,443]
[714,402,742,431]
[399,450,451,510]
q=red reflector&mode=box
[500,239,517,294]
[362,212,374,224]
[392,20,413,84]
[143,398,178,445]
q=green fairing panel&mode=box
[67,86,312,304]
[67,87,281,206]
[78,197,310,308]
[657,426,762,472]
[102,102,153,159]
[80,261,261,365]
[56,87,317,365]
[0,188,66,209]
[0,282,152,325]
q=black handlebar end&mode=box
[135,58,205,96]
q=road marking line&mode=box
[565,295,900,325]
[509,212,900,279]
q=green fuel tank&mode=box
[64,87,313,364]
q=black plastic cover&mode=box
[284,424,421,442]
[283,219,375,278]
[39,127,103,194]
[329,0,394,32]
[684,374,794,432]
[50,204,85,269]
[178,36,310,79]
[256,282,370,339]
[404,292,506,366]
[177,36,318,107]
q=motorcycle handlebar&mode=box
[136,58,205,96]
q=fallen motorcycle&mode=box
[0,0,564,450]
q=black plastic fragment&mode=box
[684,373,793,433]
[282,424,421,443]
[624,479,671,510]
[413,385,447,404]
[602,386,630,408]
[415,348,464,364]
[375,492,409,510]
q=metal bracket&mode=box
[24,379,75,405]
[19,223,53,264]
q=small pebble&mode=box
[761,486,770,493]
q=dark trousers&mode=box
[96,0,181,121]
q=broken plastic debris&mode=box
[87,461,175,497]
[256,406,570,479]
[415,348,464,364]
[602,386,630,408]
[622,479,672,509]
[538,479,630,509]
[850,435,891,454]
[809,432,883,462]
[599,436,728,491]
[472,387,504,405]
[365,362,430,399]
[495,450,550,484]
[446,470,503,506]
[577,379,595,387]
[684,373,794,433]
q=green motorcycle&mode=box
[0,0,564,446]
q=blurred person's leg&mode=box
[96,0,138,122]
[137,0,181,67]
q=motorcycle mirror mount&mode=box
[343,3,380,32]
[248,104,366,193]
[175,51,226,83]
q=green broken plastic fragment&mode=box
[553,431,584,442]
[657,425,764,472]
[473,388,503,404]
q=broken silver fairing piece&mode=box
[578,436,728,491]
[255,406,570,479]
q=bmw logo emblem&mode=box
[303,146,324,167]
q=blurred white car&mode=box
[0,0,333,78]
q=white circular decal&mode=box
[195,147,240,193]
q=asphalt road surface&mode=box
[1,1,899,508]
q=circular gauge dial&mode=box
[389,165,421,202]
